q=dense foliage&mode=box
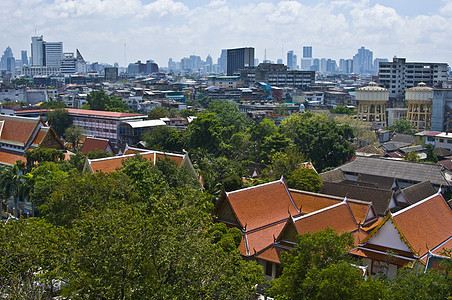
[84,90,130,112]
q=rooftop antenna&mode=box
[124,43,126,68]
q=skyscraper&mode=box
[45,42,63,67]
[1,46,14,71]
[31,36,45,66]
[218,49,227,74]
[353,46,373,74]
[287,51,294,69]
[303,46,312,58]
[21,50,28,66]
[226,47,254,76]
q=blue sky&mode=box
[1,0,451,68]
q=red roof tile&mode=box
[80,137,111,154]
[290,190,342,214]
[226,180,300,232]
[31,128,47,146]
[0,150,26,166]
[255,244,289,264]
[245,222,286,255]
[392,194,452,258]
[293,202,358,237]
[88,151,185,173]
[0,116,40,146]
[66,108,145,118]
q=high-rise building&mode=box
[287,50,294,69]
[218,49,227,74]
[353,46,373,74]
[378,57,448,98]
[303,46,312,58]
[1,46,14,71]
[31,36,45,66]
[300,58,312,71]
[60,49,87,74]
[45,42,63,67]
[277,58,283,64]
[373,58,388,75]
[293,55,298,70]
[21,50,28,67]
[226,47,254,76]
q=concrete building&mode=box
[378,58,448,99]
[406,83,434,130]
[31,36,45,66]
[386,108,407,127]
[356,82,389,127]
[303,46,312,58]
[353,46,373,74]
[240,63,314,88]
[226,47,254,76]
[45,42,63,67]
[431,89,452,132]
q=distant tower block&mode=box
[406,82,433,130]
[356,82,389,127]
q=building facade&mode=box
[378,58,448,98]
[226,47,254,76]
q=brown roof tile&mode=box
[226,180,300,232]
[292,202,359,236]
[245,222,286,256]
[392,194,452,258]
[80,137,111,154]
[0,150,26,166]
[0,116,40,146]
[88,151,185,173]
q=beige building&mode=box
[356,82,389,127]
[406,83,433,130]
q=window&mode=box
[447,140,452,144]
[265,261,273,276]
[440,139,444,143]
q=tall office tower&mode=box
[311,59,320,71]
[277,58,283,64]
[21,50,28,66]
[45,42,63,67]
[1,46,14,71]
[31,35,45,66]
[353,46,373,74]
[226,47,254,76]
[303,46,312,58]
[254,58,259,66]
[287,50,294,69]
[293,55,298,69]
[320,58,327,73]
[218,49,227,74]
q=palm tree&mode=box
[0,164,29,218]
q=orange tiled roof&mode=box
[80,137,111,154]
[124,148,149,155]
[292,202,359,237]
[392,194,452,258]
[244,222,286,256]
[290,190,342,214]
[255,244,290,264]
[348,201,372,225]
[88,151,185,173]
[0,150,27,166]
[0,116,40,146]
[31,127,48,146]
[226,180,300,232]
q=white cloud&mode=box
[1,0,452,67]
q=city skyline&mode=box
[1,0,452,67]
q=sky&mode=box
[1,0,452,68]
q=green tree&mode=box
[334,115,377,147]
[269,228,355,299]
[85,90,129,112]
[392,119,413,134]
[206,100,253,134]
[0,218,67,298]
[40,101,67,109]
[64,126,85,151]
[404,151,420,162]
[273,105,289,116]
[148,106,170,119]
[0,164,28,217]
[186,112,222,155]
[47,108,72,137]
[425,144,438,163]
[142,126,184,152]
[280,113,354,171]
[24,148,65,172]
[330,106,355,115]
[287,168,322,192]
[262,147,306,179]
